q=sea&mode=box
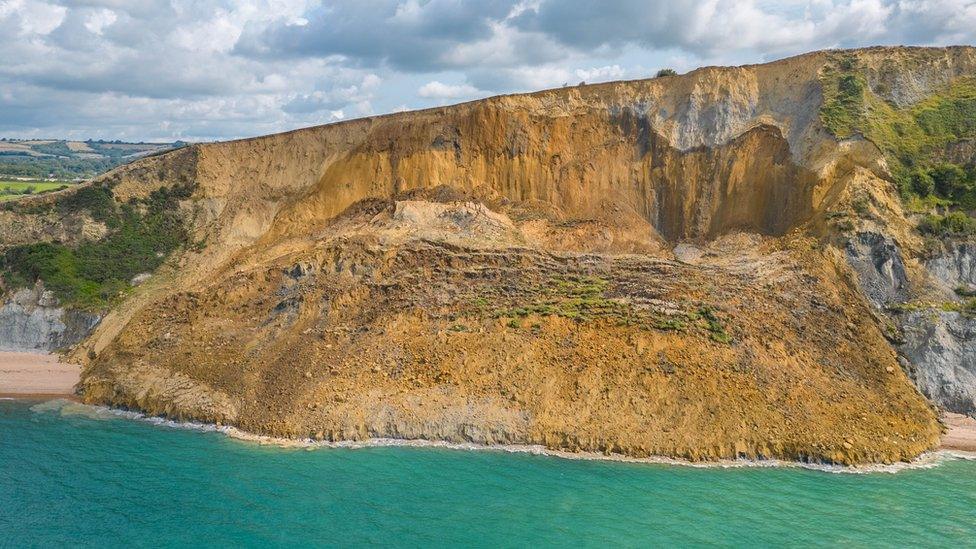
[2,398,975,547]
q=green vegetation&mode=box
[917,212,976,237]
[655,68,678,78]
[820,56,867,137]
[31,142,73,157]
[493,276,630,323]
[0,180,71,201]
[0,183,193,309]
[889,298,976,317]
[477,275,733,343]
[0,156,119,180]
[0,139,184,179]
[56,185,116,222]
[696,306,732,343]
[819,54,976,235]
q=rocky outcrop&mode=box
[890,243,976,417]
[845,232,910,308]
[0,284,100,352]
[843,232,976,416]
[926,243,976,293]
[81,364,238,424]
[901,310,976,416]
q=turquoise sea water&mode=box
[2,399,976,547]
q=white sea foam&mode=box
[28,398,966,474]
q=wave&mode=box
[29,398,972,474]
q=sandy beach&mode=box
[0,351,81,398]
[940,413,976,452]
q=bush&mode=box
[944,212,976,235]
[837,74,864,97]
[918,212,976,237]
[911,169,935,196]
[838,54,858,71]
[655,68,678,78]
[1,183,190,309]
[56,185,116,222]
[930,163,970,198]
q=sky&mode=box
[1,0,975,142]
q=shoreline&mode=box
[23,398,976,474]
[0,392,79,400]
[940,413,976,452]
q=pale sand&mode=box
[941,412,976,452]
[0,351,81,397]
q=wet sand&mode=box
[941,413,976,452]
[0,351,81,398]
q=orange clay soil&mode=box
[8,47,976,464]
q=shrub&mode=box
[0,183,191,309]
[837,74,864,97]
[944,212,976,235]
[911,169,935,197]
[930,163,970,198]
[655,68,678,78]
[56,185,116,222]
[918,212,976,237]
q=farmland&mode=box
[0,180,73,201]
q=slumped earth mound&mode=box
[6,46,976,465]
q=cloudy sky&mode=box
[2,0,974,142]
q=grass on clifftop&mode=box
[820,54,976,237]
[0,183,192,309]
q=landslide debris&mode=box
[8,46,976,464]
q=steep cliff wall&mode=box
[0,280,100,352]
[6,46,976,464]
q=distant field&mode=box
[0,138,185,180]
[0,180,73,201]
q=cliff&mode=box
[5,46,976,464]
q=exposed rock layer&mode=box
[0,284,100,352]
[7,46,976,464]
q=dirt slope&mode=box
[12,46,976,464]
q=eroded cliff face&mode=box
[8,46,976,464]
[0,283,100,352]
[846,235,976,417]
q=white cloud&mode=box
[574,65,624,82]
[469,65,573,91]
[8,0,67,35]
[1,0,975,141]
[418,81,482,99]
[83,8,117,36]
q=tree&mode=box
[656,68,678,78]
